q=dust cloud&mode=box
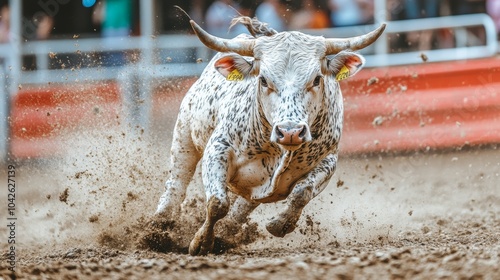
[0,127,161,249]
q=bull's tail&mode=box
[230,16,278,38]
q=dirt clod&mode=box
[367,77,379,86]
[59,188,69,203]
[336,179,344,188]
[89,215,99,223]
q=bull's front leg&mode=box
[189,145,232,256]
[266,153,338,237]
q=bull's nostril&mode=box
[298,126,306,139]
[276,126,285,139]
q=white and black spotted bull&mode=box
[156,17,385,255]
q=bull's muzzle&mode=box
[272,121,311,148]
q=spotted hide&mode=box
[156,17,386,255]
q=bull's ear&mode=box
[327,52,365,81]
[214,54,253,81]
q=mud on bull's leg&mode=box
[189,145,232,255]
[227,196,260,225]
[266,153,337,237]
[155,179,188,219]
[189,195,230,255]
[266,183,314,237]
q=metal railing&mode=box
[305,13,498,67]
[0,13,496,88]
[15,34,211,84]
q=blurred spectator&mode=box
[487,0,500,38]
[0,3,9,43]
[290,0,330,30]
[405,0,439,19]
[404,0,440,51]
[329,0,373,27]
[449,0,486,15]
[24,13,54,70]
[446,0,487,46]
[93,0,132,66]
[206,0,246,38]
[359,0,375,24]
[34,13,54,40]
[238,0,256,18]
[255,0,287,32]
[189,0,204,25]
[0,3,54,69]
[387,0,405,21]
[162,0,200,33]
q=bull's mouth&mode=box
[278,143,303,151]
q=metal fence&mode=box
[0,14,496,87]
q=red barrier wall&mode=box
[341,57,500,153]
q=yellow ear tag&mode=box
[336,65,350,81]
[227,69,244,81]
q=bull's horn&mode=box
[190,20,255,57]
[325,23,386,55]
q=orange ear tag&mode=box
[227,69,244,81]
[336,65,350,81]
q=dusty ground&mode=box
[0,126,499,279]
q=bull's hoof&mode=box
[155,190,185,218]
[188,229,215,256]
[265,217,297,238]
[154,202,180,221]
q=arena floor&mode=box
[1,127,499,279]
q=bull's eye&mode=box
[313,76,322,87]
[260,76,268,88]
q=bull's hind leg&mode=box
[155,118,200,219]
[266,153,338,237]
[227,196,260,224]
[215,196,260,237]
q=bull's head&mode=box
[190,18,385,150]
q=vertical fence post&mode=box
[120,0,155,138]
[0,67,8,163]
[119,68,151,137]
[8,0,22,95]
[373,0,388,57]
[1,0,23,162]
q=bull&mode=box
[156,17,385,255]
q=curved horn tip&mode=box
[368,22,387,41]
[187,19,255,57]
[189,20,199,30]
[377,22,387,32]
[189,20,208,38]
[324,22,387,55]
